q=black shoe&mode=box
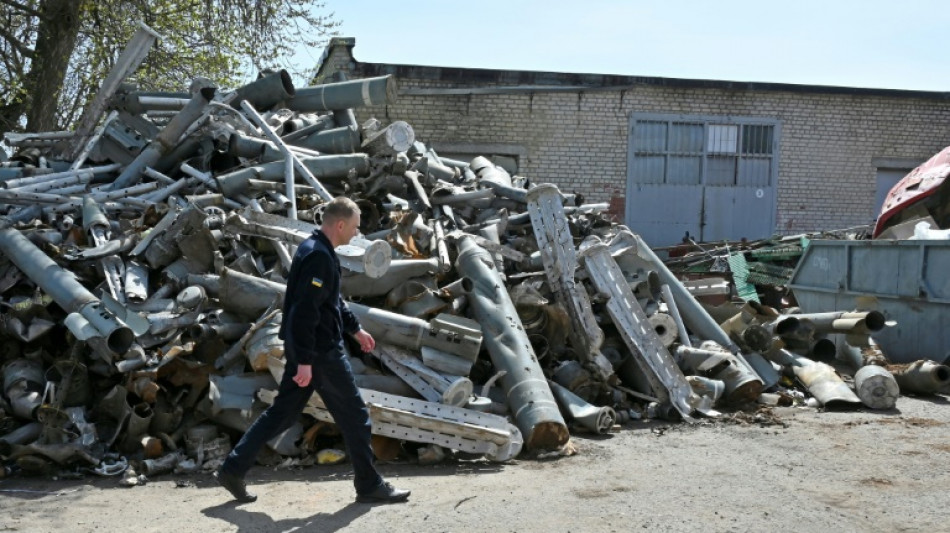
[214,470,257,503]
[356,481,411,504]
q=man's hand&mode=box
[293,364,312,388]
[353,329,376,353]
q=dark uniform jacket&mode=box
[278,230,361,365]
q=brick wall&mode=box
[314,39,950,236]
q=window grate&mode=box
[632,116,777,187]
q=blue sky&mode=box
[289,0,948,92]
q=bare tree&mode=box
[0,0,339,133]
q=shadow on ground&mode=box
[202,500,369,533]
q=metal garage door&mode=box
[626,114,781,247]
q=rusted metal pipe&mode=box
[0,225,133,355]
[430,187,495,206]
[0,422,42,445]
[660,283,691,348]
[217,268,286,319]
[888,360,950,395]
[289,75,397,112]
[342,258,439,298]
[764,347,861,407]
[471,156,512,188]
[2,164,119,190]
[0,442,98,466]
[455,234,569,450]
[628,232,761,382]
[240,100,333,203]
[110,86,216,191]
[362,121,415,156]
[214,154,369,197]
[789,311,887,336]
[111,94,189,115]
[674,345,764,404]
[853,365,899,409]
[231,69,295,112]
[2,359,44,419]
[840,336,890,368]
[348,303,482,361]
[547,380,616,434]
[68,22,162,160]
[793,362,862,408]
[70,111,120,169]
[377,345,473,407]
[762,315,801,336]
[281,114,336,140]
[0,189,73,205]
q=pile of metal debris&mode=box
[666,140,950,307]
[659,225,872,310]
[2,28,948,484]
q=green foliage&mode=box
[0,0,340,131]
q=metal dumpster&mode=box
[789,239,950,364]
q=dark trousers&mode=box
[219,354,383,495]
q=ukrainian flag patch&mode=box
[311,277,324,288]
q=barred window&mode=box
[631,117,777,188]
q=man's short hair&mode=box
[322,196,361,226]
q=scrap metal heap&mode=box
[659,226,870,310]
[1,57,947,482]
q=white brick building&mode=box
[314,38,950,246]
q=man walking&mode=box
[215,197,410,505]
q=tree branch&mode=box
[0,0,42,18]
[0,47,22,75]
[0,100,26,133]
[0,22,34,58]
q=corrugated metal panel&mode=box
[668,156,701,185]
[706,156,736,186]
[625,185,702,246]
[632,155,665,184]
[670,123,703,152]
[737,157,771,187]
[635,121,667,151]
[702,186,774,242]
[789,239,950,363]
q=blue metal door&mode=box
[626,115,780,247]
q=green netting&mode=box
[749,262,795,278]
[746,271,788,287]
[727,252,759,303]
[747,245,802,262]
